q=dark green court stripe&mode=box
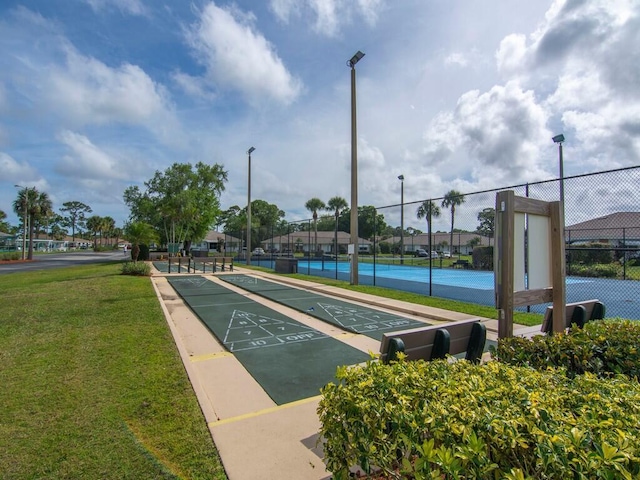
[167,276,369,405]
[220,275,429,341]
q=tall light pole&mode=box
[398,174,404,265]
[552,134,565,205]
[348,50,365,285]
[14,185,28,260]
[246,146,255,266]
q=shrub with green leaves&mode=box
[121,261,151,276]
[492,319,640,378]
[1,252,21,261]
[318,358,640,479]
[568,263,619,278]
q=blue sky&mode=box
[1,0,639,232]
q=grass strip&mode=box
[0,263,226,480]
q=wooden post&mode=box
[550,201,566,333]
[496,191,515,338]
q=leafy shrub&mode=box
[120,261,151,276]
[319,358,640,479]
[568,262,619,278]
[138,243,150,261]
[492,319,640,379]
[567,243,614,265]
[1,252,21,261]
[471,246,493,270]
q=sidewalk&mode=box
[150,266,532,479]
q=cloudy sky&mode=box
[1,0,639,232]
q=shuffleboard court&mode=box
[221,274,429,340]
[167,276,369,405]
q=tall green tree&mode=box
[124,162,227,252]
[442,190,465,255]
[124,221,158,262]
[305,197,326,253]
[85,215,103,249]
[326,196,348,223]
[416,201,441,231]
[325,196,348,253]
[0,210,11,233]
[101,216,116,246]
[417,200,441,252]
[476,207,495,240]
[338,205,386,240]
[60,201,92,242]
[12,188,53,259]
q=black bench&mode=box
[380,318,487,364]
[452,259,471,269]
[213,257,234,272]
[541,299,605,333]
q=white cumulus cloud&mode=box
[184,2,302,106]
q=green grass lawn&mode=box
[0,263,226,480]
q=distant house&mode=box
[191,231,242,254]
[384,232,492,255]
[261,231,372,254]
[565,212,640,246]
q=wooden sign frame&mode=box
[494,191,566,337]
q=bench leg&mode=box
[591,302,605,321]
[465,322,487,364]
[385,338,405,364]
[431,329,450,360]
[570,305,587,329]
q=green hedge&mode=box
[318,358,640,479]
[120,261,151,276]
[568,263,619,278]
[492,319,640,379]
[1,252,21,261]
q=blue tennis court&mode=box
[249,258,640,320]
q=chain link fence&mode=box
[226,166,640,320]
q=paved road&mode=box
[0,251,128,275]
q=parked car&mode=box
[415,249,438,258]
[252,247,265,256]
[440,251,452,258]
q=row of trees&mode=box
[4,165,496,261]
[3,189,128,259]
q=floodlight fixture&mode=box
[247,146,255,154]
[552,134,565,205]
[347,51,365,68]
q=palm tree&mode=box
[124,221,158,262]
[416,200,441,254]
[13,188,53,260]
[442,190,465,256]
[85,215,103,250]
[326,196,348,254]
[101,216,116,246]
[305,197,326,254]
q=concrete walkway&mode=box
[150,265,532,479]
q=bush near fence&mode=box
[492,319,640,379]
[319,357,640,479]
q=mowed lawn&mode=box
[0,263,226,480]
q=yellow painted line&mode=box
[208,395,322,428]
[190,351,234,363]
